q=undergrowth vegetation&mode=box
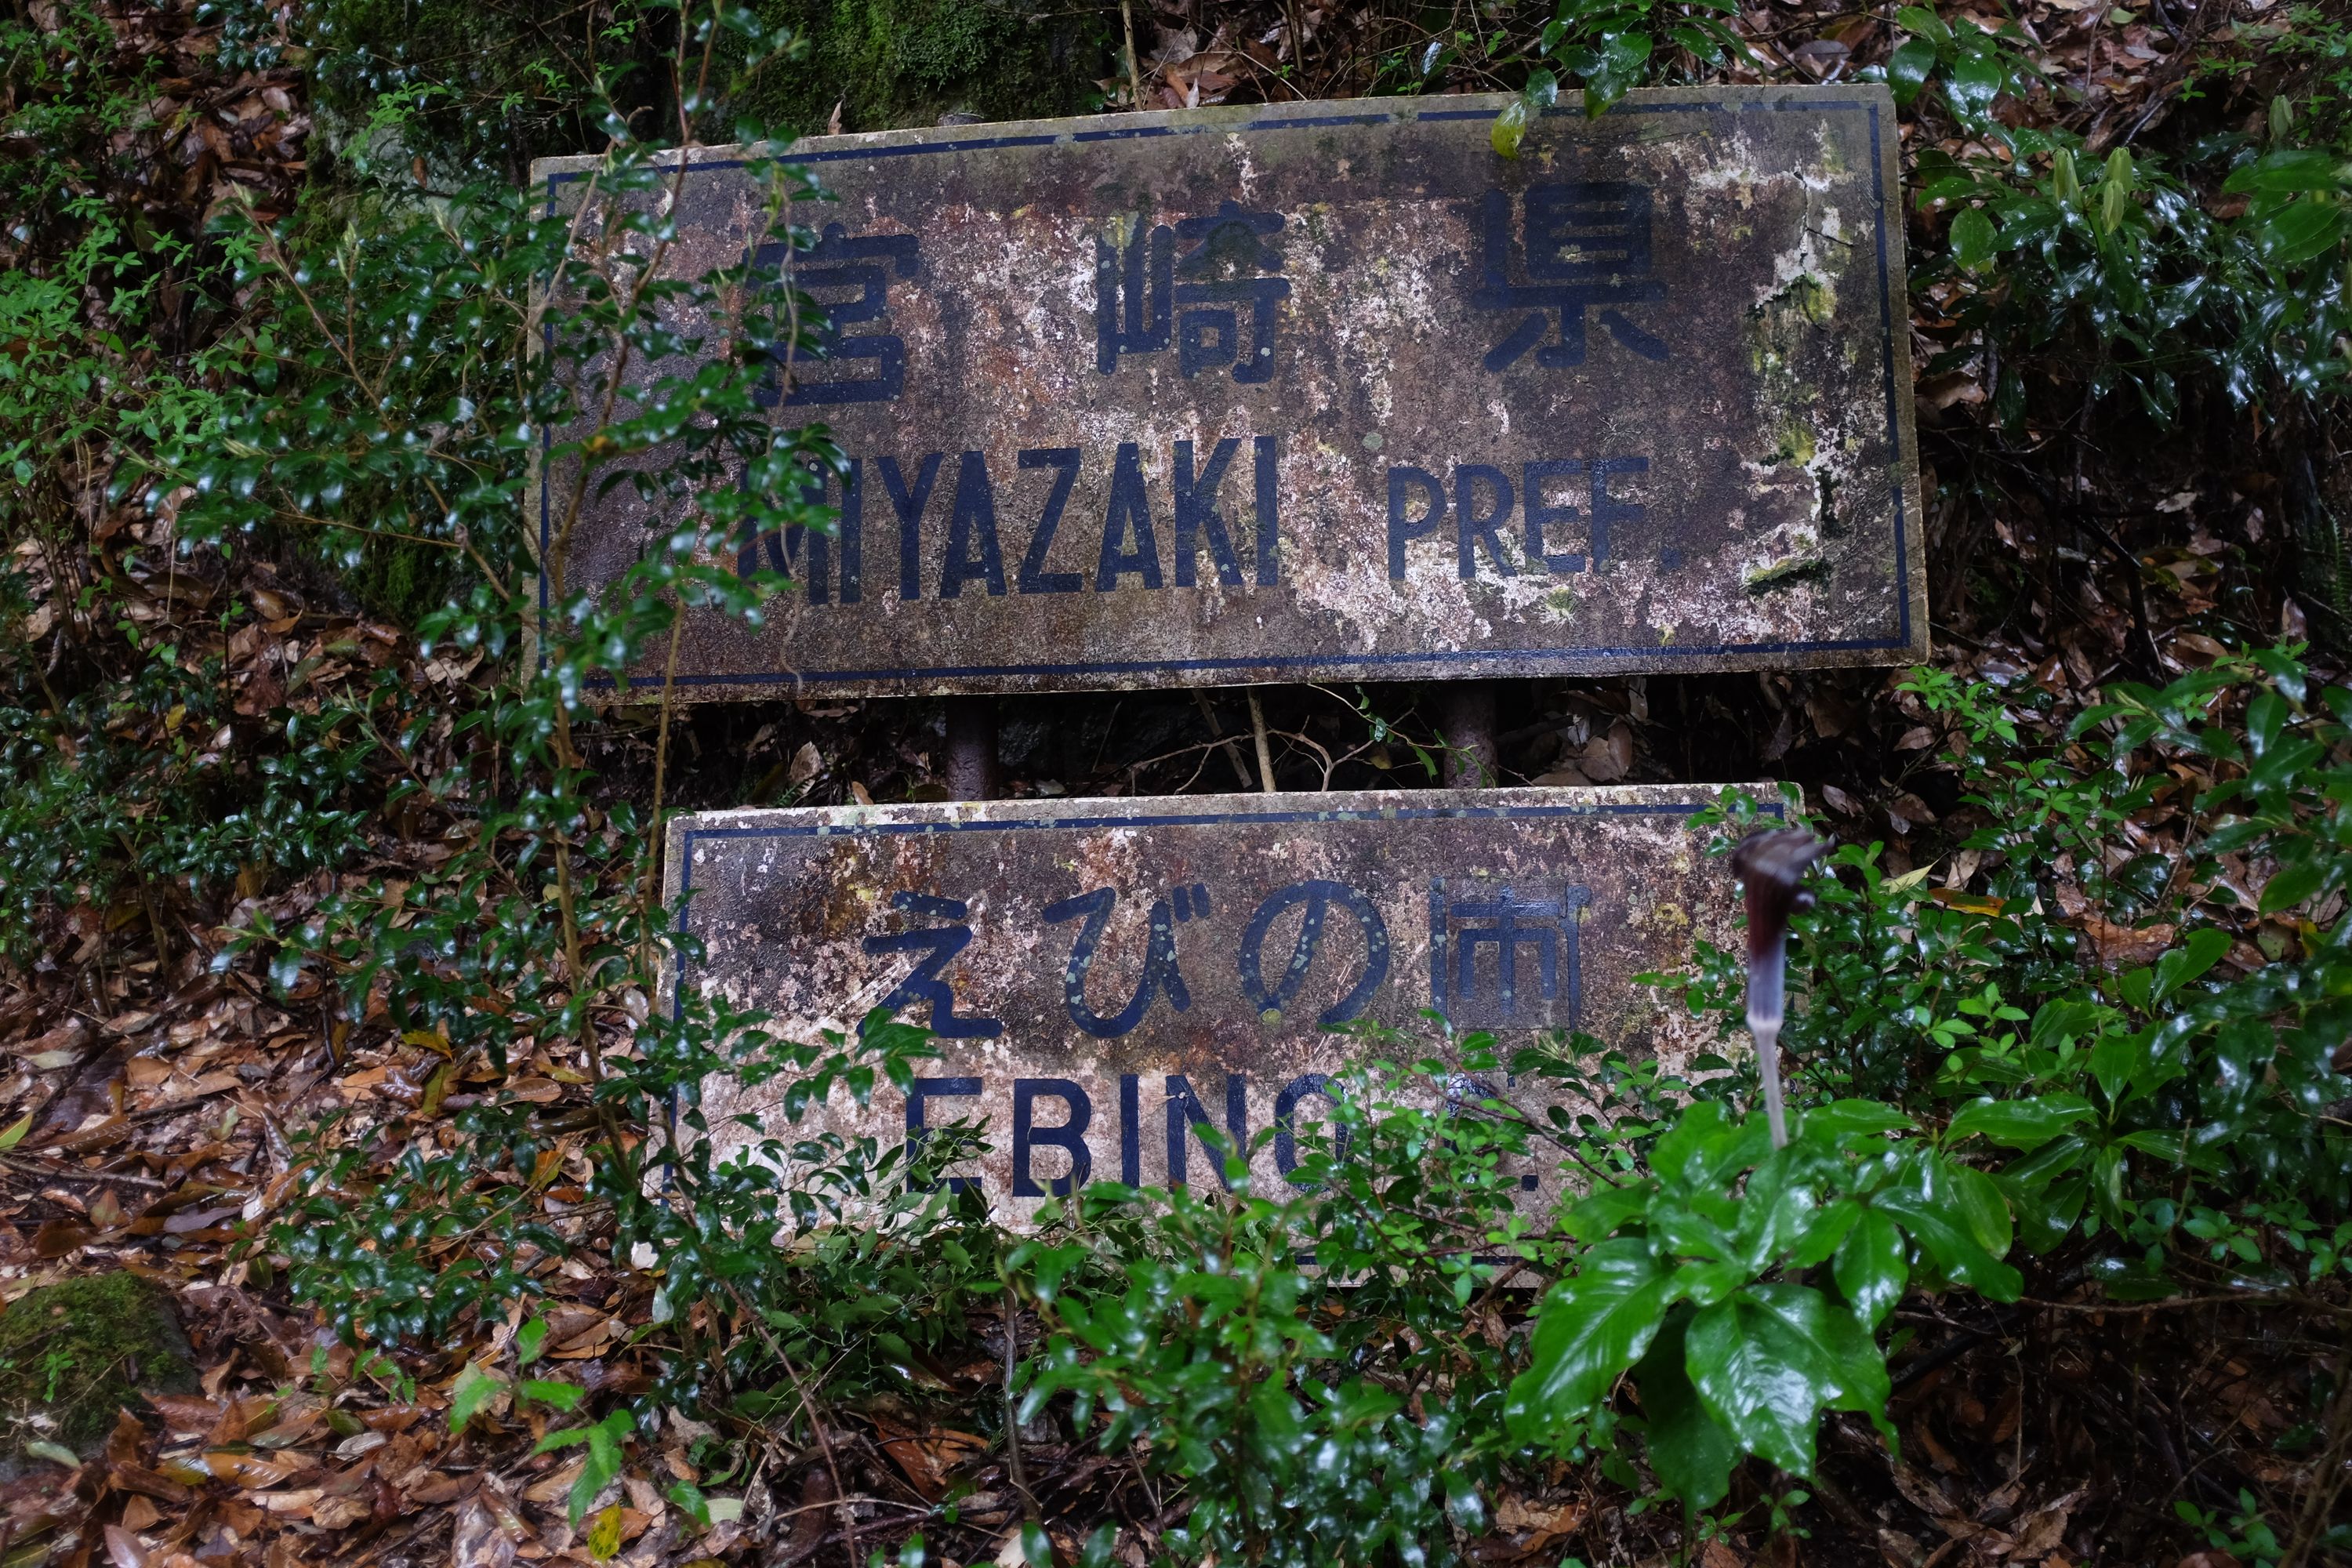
[3,0,2352,1560]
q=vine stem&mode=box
[727,1283,862,1565]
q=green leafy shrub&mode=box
[1015,1036,1550,1566]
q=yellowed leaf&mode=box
[588,1504,624,1561]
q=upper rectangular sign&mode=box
[538,87,1924,699]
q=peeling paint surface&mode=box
[662,784,1758,1218]
[536,87,1924,699]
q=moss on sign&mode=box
[0,1273,200,1457]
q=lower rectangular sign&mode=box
[666,785,1755,1208]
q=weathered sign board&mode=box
[539,86,1924,699]
[665,785,1757,1207]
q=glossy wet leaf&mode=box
[1834,1210,1907,1328]
[1506,1240,1677,1441]
[1634,1310,1734,1509]
[1686,1284,1887,1477]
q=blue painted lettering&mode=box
[1012,1078,1092,1197]
[939,451,1007,598]
[1387,466,1445,579]
[1096,441,1163,591]
[1015,448,1084,594]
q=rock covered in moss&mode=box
[0,1272,200,1460]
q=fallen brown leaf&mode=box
[452,1495,517,1568]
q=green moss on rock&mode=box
[341,532,457,630]
[729,0,1110,136]
[0,1273,199,1457]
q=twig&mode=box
[2281,1351,2352,1568]
[1247,690,1277,794]
[0,1153,169,1189]
[2019,1292,2303,1313]
[1000,1284,1035,1514]
[635,591,691,967]
[1192,691,1257,792]
[728,1283,861,1565]
[1122,0,1145,108]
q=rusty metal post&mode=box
[945,697,999,801]
[1437,682,1497,789]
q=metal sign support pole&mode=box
[1438,683,1497,789]
[946,697,1000,801]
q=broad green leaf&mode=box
[0,1111,31,1151]
[1888,37,1940,107]
[2259,856,2326,913]
[1949,207,1997,271]
[1635,1310,1735,1509]
[1801,1101,1915,1141]
[1945,1159,2014,1258]
[2220,147,2346,194]
[448,1361,505,1432]
[534,1424,594,1455]
[2151,927,2233,1004]
[2116,1127,2194,1162]
[1686,1285,1888,1477]
[1835,1210,1907,1328]
[1875,1174,2023,1301]
[1653,1200,1737,1262]
[2257,199,2346,267]
[569,1413,633,1525]
[521,1378,586,1412]
[1492,97,1532,160]
[1504,1239,1679,1439]
[516,1316,548,1367]
[1603,31,1653,70]
[1650,1101,1769,1194]
[1946,49,2004,127]
[1735,1152,1857,1271]
[1671,1258,1750,1308]
[2028,997,2104,1051]
[1944,1093,2094,1150]
[2245,690,2286,756]
[1566,1179,1653,1240]
[1893,5,1951,47]
[666,1481,712,1528]
[2002,1171,2088,1254]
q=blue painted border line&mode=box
[619,632,1904,687]
[542,96,1909,685]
